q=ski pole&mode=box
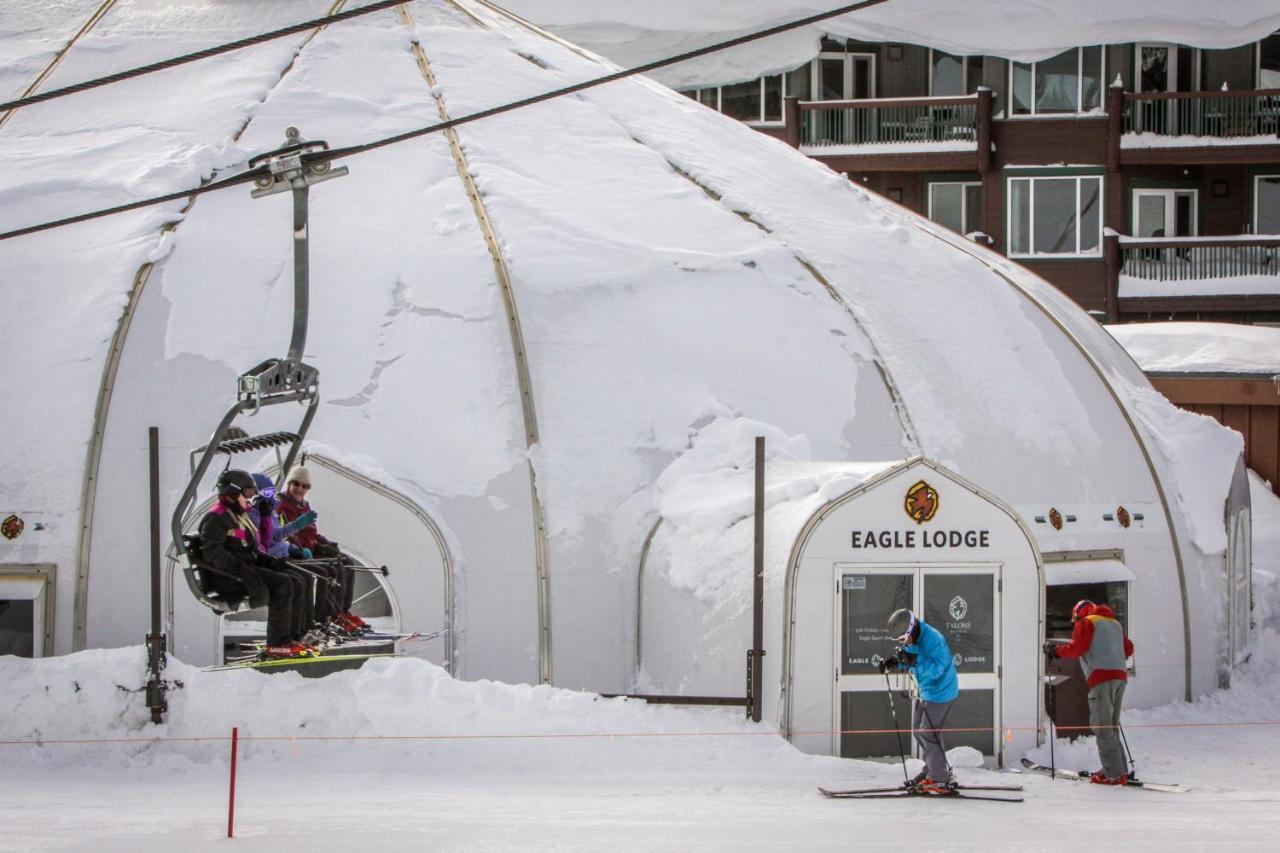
[1118,720,1137,778]
[1048,716,1056,780]
[883,670,911,787]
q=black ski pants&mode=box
[254,565,306,644]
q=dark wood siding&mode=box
[1201,45,1256,91]
[993,117,1110,166]
[1150,376,1280,496]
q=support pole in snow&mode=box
[227,727,239,839]
[144,426,167,724]
[748,436,765,723]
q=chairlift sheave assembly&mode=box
[171,127,348,614]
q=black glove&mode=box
[1042,640,1058,657]
[878,655,899,674]
[898,650,917,666]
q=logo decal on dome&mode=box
[1,514,23,541]
[1116,506,1131,528]
[904,480,939,524]
[953,652,963,667]
[1049,508,1063,531]
[949,595,968,621]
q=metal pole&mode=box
[145,426,167,724]
[1118,720,1137,778]
[750,436,765,723]
[227,726,239,839]
[884,671,911,786]
[287,178,309,365]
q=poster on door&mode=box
[923,574,994,674]
[841,573,912,675]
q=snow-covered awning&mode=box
[1044,558,1134,586]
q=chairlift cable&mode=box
[0,0,893,243]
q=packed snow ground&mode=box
[3,478,1279,852]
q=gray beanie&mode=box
[286,465,312,486]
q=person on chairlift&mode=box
[277,465,369,634]
[879,607,960,795]
[196,469,312,659]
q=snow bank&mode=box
[0,647,788,773]
[652,416,892,613]
[500,0,1280,88]
[1109,323,1280,375]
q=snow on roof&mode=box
[499,0,1280,88]
[1108,322,1280,376]
[0,0,1245,676]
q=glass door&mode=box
[920,569,1000,755]
[1136,44,1177,133]
[834,564,1001,759]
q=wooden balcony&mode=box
[784,90,993,173]
[1104,233,1280,320]
[1113,87,1280,166]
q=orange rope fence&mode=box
[3,718,1280,747]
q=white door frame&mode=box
[832,562,1003,760]
[0,563,55,657]
[1132,188,1199,237]
[812,52,876,100]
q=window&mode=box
[930,50,985,96]
[1046,582,1129,639]
[0,566,52,658]
[928,182,983,235]
[1007,175,1103,257]
[1256,175,1280,234]
[680,74,787,123]
[1132,189,1198,238]
[1010,47,1104,114]
[1258,32,1280,88]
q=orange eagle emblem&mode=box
[1,514,23,541]
[904,480,939,524]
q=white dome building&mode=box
[0,0,1250,765]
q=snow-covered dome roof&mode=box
[499,0,1280,88]
[0,0,1242,688]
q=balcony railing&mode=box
[1122,89,1280,138]
[786,93,992,151]
[1118,236,1280,282]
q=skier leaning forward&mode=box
[879,608,960,794]
[1046,600,1135,784]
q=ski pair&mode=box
[819,785,1022,803]
[1019,759,1187,793]
[204,651,403,672]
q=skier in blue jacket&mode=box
[879,608,960,794]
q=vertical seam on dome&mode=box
[398,4,553,685]
[0,0,120,132]
[908,221,1194,703]
[71,0,350,651]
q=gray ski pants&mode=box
[913,699,954,782]
[1088,679,1128,778]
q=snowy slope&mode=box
[499,0,1280,87]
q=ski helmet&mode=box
[250,472,276,501]
[887,608,917,643]
[217,469,257,498]
[1071,599,1095,623]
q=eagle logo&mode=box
[1117,506,1131,528]
[1049,507,1063,531]
[949,595,968,621]
[1,514,23,541]
[904,480,939,524]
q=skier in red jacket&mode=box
[1046,600,1134,784]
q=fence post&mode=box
[784,96,800,148]
[227,726,239,839]
[1104,231,1121,323]
[976,88,992,174]
[1107,83,1124,173]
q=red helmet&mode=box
[1071,600,1095,623]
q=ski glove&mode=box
[878,656,899,673]
[898,650,917,666]
[282,510,318,535]
[1042,640,1058,657]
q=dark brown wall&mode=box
[1018,260,1109,312]
[993,117,1110,166]
[1150,377,1280,496]
[1108,45,1133,91]
[1201,45,1256,91]
[881,44,929,98]
[1119,165,1254,234]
